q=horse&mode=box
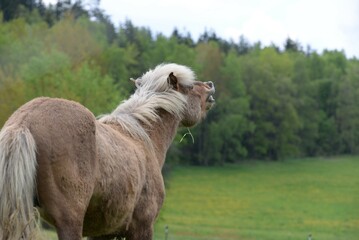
[0,63,215,240]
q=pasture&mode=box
[154,157,359,240]
[42,156,359,239]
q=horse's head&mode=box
[129,63,215,128]
[167,72,215,127]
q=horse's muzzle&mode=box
[206,81,215,103]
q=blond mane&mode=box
[99,63,196,147]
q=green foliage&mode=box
[1,1,359,164]
[96,44,137,95]
[146,35,197,69]
[0,74,26,127]
[0,10,125,126]
[240,48,300,159]
[21,53,122,115]
[336,61,359,154]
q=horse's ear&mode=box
[130,78,141,88]
[167,72,178,90]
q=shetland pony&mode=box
[0,63,215,239]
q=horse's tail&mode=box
[0,125,39,240]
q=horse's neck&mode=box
[147,109,180,167]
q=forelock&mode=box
[136,63,196,92]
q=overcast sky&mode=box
[46,0,359,58]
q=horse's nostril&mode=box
[207,81,215,95]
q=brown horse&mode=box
[0,63,215,240]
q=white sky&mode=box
[44,0,359,58]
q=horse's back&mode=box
[5,97,96,131]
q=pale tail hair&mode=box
[0,125,39,240]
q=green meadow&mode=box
[154,157,359,240]
[42,156,359,239]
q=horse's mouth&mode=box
[207,95,215,103]
[206,95,215,110]
[205,81,215,109]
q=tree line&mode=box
[1,0,359,165]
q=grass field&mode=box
[154,156,359,240]
[42,156,359,239]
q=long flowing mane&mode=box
[99,63,196,147]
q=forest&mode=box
[1,0,359,165]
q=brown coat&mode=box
[0,63,215,240]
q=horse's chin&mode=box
[180,112,209,128]
[180,120,198,128]
[206,102,215,110]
